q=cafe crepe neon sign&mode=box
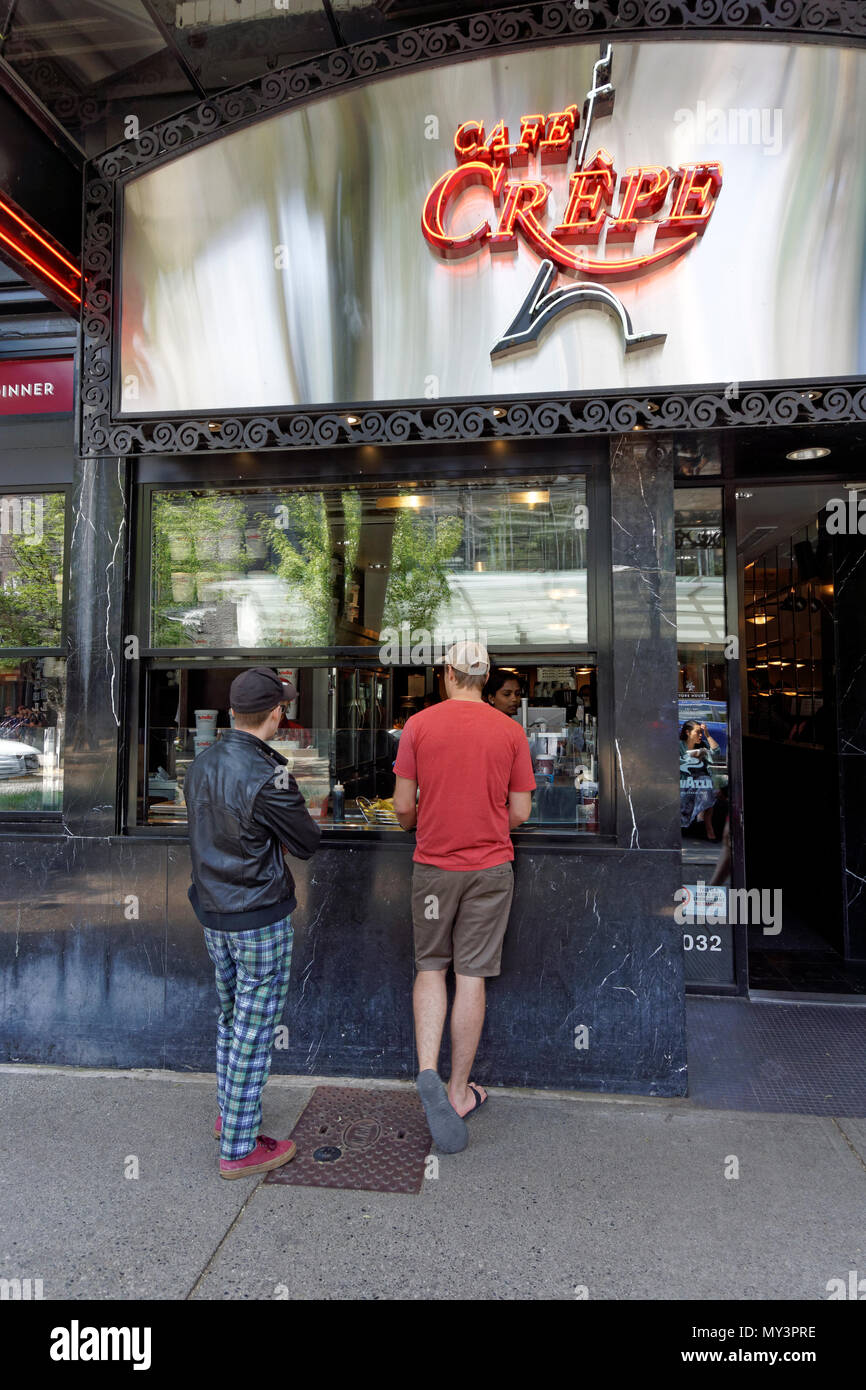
[421,46,723,361]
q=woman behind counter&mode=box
[484,669,523,719]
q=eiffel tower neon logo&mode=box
[420,45,722,362]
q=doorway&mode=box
[736,482,866,995]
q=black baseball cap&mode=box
[229,667,297,714]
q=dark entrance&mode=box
[737,480,866,996]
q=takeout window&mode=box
[138,662,600,835]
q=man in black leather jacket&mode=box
[185,667,321,1179]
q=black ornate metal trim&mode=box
[80,1,866,458]
[79,388,866,455]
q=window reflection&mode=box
[672,437,721,478]
[675,486,727,859]
[0,491,66,815]
[0,657,65,812]
[150,479,589,650]
[0,492,65,646]
[675,484,733,984]
[744,524,827,748]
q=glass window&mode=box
[149,478,590,652]
[675,485,733,986]
[138,475,599,835]
[745,527,827,749]
[0,492,65,646]
[0,656,65,811]
[673,437,721,478]
[0,491,66,815]
[137,660,600,834]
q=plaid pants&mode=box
[203,916,293,1161]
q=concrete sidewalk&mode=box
[1,1065,864,1301]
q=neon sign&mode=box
[420,46,723,360]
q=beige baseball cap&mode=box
[443,640,490,676]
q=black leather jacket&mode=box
[184,729,321,928]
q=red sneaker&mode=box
[219,1135,296,1180]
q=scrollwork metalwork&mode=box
[79,1,866,458]
[78,388,866,457]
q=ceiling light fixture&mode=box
[786,446,830,461]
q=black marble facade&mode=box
[0,442,687,1095]
[64,457,130,837]
[1,839,687,1092]
[610,436,682,852]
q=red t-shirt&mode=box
[394,700,536,870]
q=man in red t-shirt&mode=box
[393,641,535,1153]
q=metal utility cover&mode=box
[265,1086,430,1194]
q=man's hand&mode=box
[392,775,418,830]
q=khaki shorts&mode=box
[411,861,515,978]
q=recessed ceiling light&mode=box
[735,490,753,499]
[786,446,830,460]
[345,415,360,426]
[492,407,506,418]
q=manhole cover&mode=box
[265,1086,430,1194]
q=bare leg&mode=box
[413,968,448,1074]
[448,974,487,1116]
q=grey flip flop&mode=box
[416,1069,468,1153]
